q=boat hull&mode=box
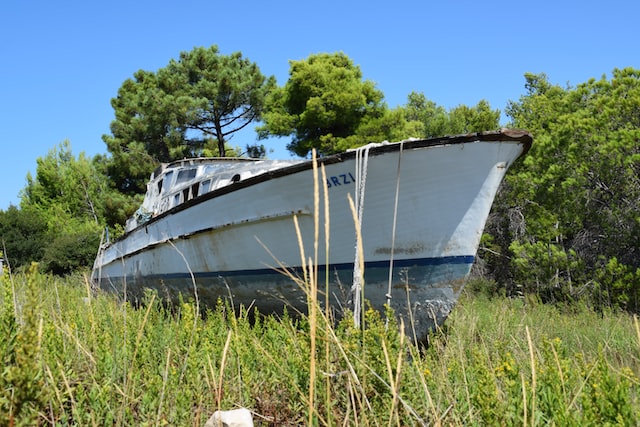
[93,131,531,340]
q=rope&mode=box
[350,141,407,327]
[351,142,385,327]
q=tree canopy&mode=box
[258,52,387,156]
[0,205,48,271]
[15,142,107,274]
[483,68,640,310]
[22,141,107,224]
[400,92,500,137]
[104,45,275,194]
[259,52,501,157]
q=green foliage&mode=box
[484,68,640,309]
[402,91,450,137]
[104,45,275,193]
[448,99,501,134]
[594,257,640,311]
[402,91,501,137]
[259,53,501,157]
[41,219,101,275]
[90,158,142,228]
[14,142,107,273]
[22,141,108,223]
[258,52,387,156]
[0,205,48,270]
[164,46,276,156]
[0,264,49,425]
[341,108,422,151]
[420,291,640,425]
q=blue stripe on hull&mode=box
[128,255,475,281]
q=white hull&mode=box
[93,130,531,340]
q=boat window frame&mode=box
[162,171,174,194]
[176,168,197,185]
[191,182,200,199]
[200,179,211,195]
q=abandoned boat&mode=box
[92,129,532,340]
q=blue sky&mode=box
[1,0,637,210]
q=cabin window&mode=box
[191,182,199,199]
[157,180,163,194]
[176,168,197,184]
[162,171,174,194]
[200,180,211,195]
[173,193,181,206]
[182,188,189,202]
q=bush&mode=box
[41,224,101,275]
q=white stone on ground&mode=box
[204,408,254,427]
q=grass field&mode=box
[1,266,639,426]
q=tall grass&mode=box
[1,266,639,425]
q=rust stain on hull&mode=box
[374,242,426,255]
